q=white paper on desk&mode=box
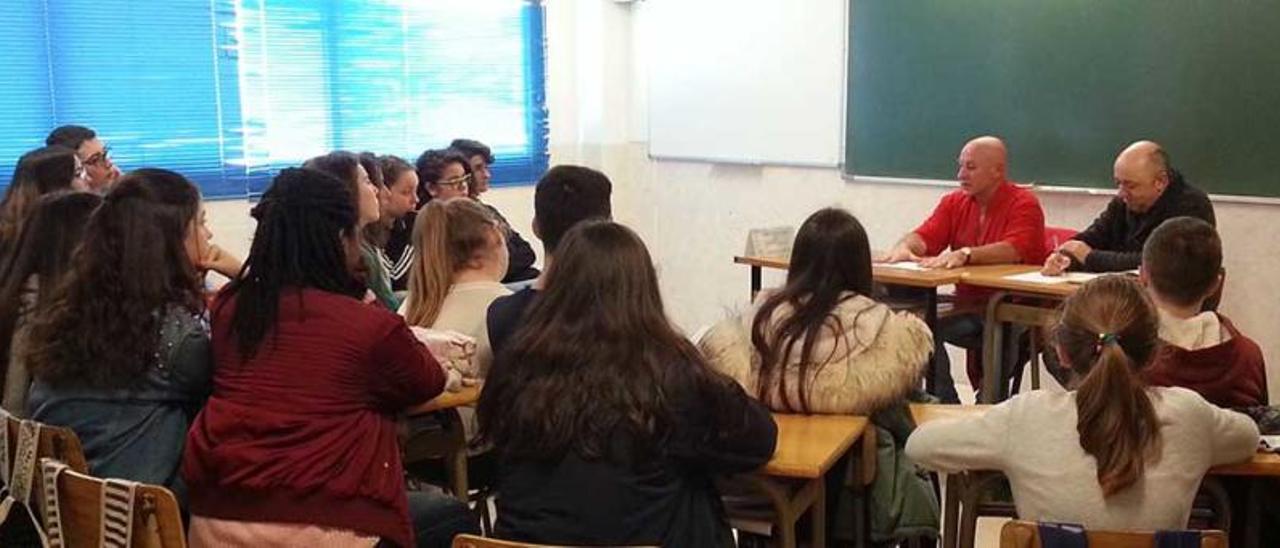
[1003,271,1072,284]
[1260,435,1280,453]
[1063,270,1140,284]
[879,261,927,271]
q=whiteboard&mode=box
[644,0,847,166]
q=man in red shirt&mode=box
[878,136,1047,402]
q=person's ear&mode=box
[1137,263,1150,286]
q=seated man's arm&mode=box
[881,232,929,262]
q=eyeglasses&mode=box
[437,173,472,189]
[84,146,111,168]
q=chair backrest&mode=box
[999,520,1227,548]
[1044,226,1079,252]
[42,461,185,548]
[4,416,89,473]
[451,534,654,548]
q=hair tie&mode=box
[1094,332,1120,354]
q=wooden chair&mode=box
[999,520,1227,548]
[452,534,655,548]
[40,459,185,548]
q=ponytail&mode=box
[405,201,455,326]
[1055,275,1162,497]
[403,198,499,327]
[1074,337,1160,496]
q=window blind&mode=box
[0,0,548,197]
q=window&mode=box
[0,0,548,197]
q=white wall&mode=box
[545,1,1280,401]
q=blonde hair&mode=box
[403,198,499,327]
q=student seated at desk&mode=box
[906,275,1258,530]
[878,136,1047,403]
[304,151,393,309]
[477,220,776,548]
[700,207,932,415]
[1042,141,1214,275]
[182,168,474,548]
[1140,217,1266,407]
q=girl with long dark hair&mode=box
[477,220,776,547]
[907,275,1257,529]
[305,151,397,310]
[0,145,87,255]
[182,168,474,548]
[0,192,100,415]
[24,169,211,496]
[700,207,933,414]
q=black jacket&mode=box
[483,203,540,284]
[1072,170,1215,272]
[485,289,778,547]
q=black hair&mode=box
[220,168,364,360]
[533,165,613,253]
[414,148,472,206]
[1142,216,1222,307]
[449,139,494,165]
[0,146,81,255]
[45,125,97,151]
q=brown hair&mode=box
[1142,216,1221,308]
[403,198,500,327]
[1054,275,1162,496]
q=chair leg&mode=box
[1029,328,1041,391]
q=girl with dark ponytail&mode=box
[906,275,1257,529]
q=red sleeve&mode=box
[367,319,445,411]
[913,194,956,256]
[1000,193,1047,264]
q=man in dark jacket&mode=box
[1042,140,1215,274]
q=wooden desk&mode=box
[734,255,965,396]
[402,385,481,502]
[955,266,1078,403]
[732,413,870,548]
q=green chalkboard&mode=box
[845,1,1280,198]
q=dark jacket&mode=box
[28,306,211,501]
[486,287,538,358]
[493,368,777,547]
[482,203,540,283]
[1072,170,1215,272]
[381,212,416,293]
[183,288,445,547]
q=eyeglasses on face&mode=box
[84,146,112,168]
[437,173,472,189]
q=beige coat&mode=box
[698,293,932,414]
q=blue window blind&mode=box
[0,0,548,197]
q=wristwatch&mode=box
[958,247,973,265]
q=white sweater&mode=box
[905,387,1258,530]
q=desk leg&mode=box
[443,410,469,502]
[812,480,826,548]
[941,473,959,548]
[981,292,1011,404]
[750,265,762,300]
[925,288,939,395]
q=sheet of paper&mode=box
[878,261,927,271]
[1003,271,1072,285]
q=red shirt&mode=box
[914,182,1047,300]
[184,288,444,548]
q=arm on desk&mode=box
[1204,400,1261,466]
[904,403,1010,474]
[1082,249,1141,273]
[669,375,778,474]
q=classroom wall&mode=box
[546,1,1280,401]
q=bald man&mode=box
[879,136,1048,402]
[1042,141,1214,275]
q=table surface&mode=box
[763,414,869,479]
[406,385,481,415]
[910,403,1279,477]
[957,265,1081,298]
[734,255,964,288]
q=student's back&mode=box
[906,276,1257,530]
[700,208,932,414]
[23,171,211,497]
[1138,217,1267,407]
[478,221,776,547]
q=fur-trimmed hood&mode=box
[697,293,933,415]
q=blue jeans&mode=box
[932,313,1026,403]
[404,490,479,548]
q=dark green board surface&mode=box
[845,1,1280,197]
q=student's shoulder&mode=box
[488,287,538,326]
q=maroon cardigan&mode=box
[183,288,444,548]
[1144,315,1268,408]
